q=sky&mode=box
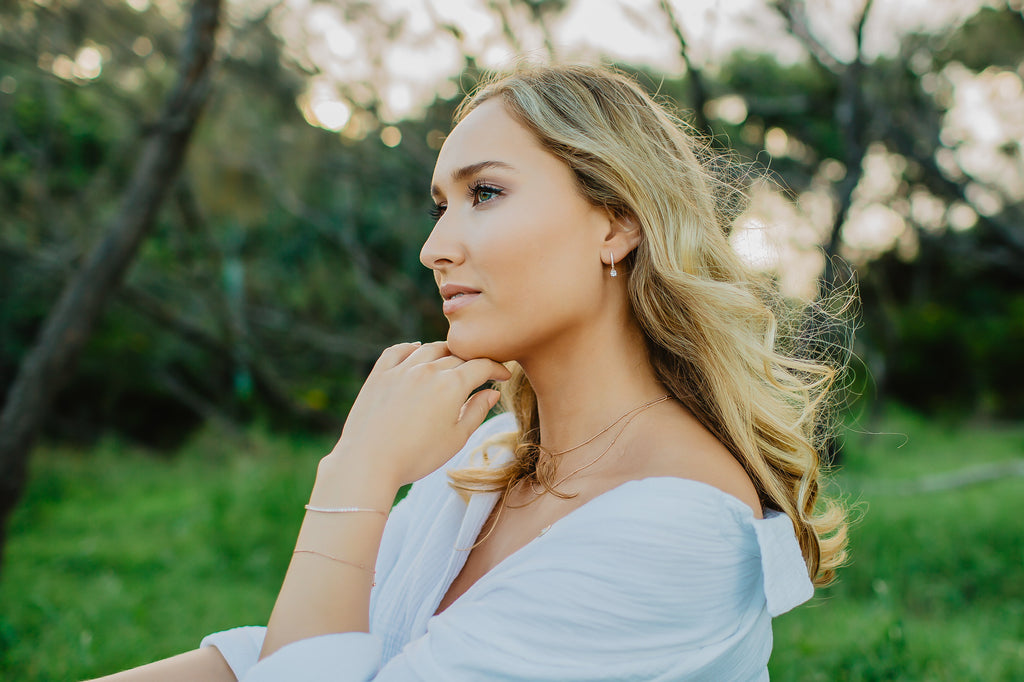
[247,0,1011,297]
[266,0,991,123]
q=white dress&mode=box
[201,412,814,681]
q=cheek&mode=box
[445,200,604,359]
[446,255,600,361]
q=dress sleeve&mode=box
[227,479,793,681]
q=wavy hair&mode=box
[444,63,850,587]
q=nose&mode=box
[419,211,465,272]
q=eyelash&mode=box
[429,183,504,221]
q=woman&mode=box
[97,63,848,681]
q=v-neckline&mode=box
[430,475,758,618]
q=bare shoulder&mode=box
[625,403,763,518]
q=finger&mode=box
[374,342,422,371]
[453,357,513,390]
[457,389,501,433]
[400,340,451,365]
[430,355,466,371]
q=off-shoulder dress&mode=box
[201,412,814,681]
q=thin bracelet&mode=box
[293,549,377,586]
[304,504,388,517]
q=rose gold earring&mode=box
[609,252,618,278]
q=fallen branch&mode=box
[852,459,1024,496]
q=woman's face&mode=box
[421,98,614,362]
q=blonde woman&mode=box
[97,64,848,681]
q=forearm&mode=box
[87,647,235,682]
[259,457,398,659]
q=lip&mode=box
[439,283,481,315]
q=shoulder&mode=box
[626,402,763,517]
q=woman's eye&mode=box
[428,204,446,221]
[471,184,502,205]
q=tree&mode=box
[0,0,222,566]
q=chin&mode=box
[446,325,515,362]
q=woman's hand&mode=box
[323,341,512,490]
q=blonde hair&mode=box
[445,63,849,587]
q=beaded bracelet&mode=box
[304,504,388,516]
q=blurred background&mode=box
[1,0,1022,679]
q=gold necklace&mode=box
[529,394,671,494]
[542,396,667,458]
[456,394,671,552]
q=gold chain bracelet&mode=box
[293,549,377,586]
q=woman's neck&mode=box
[517,310,668,479]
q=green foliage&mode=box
[937,6,1024,70]
[859,249,1024,418]
[1,0,462,444]
[718,51,841,163]
[2,0,1023,454]
[1,408,1022,679]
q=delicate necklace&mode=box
[456,394,671,552]
[529,394,671,493]
[542,395,668,458]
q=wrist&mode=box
[311,455,400,509]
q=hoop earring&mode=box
[610,252,618,278]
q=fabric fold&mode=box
[752,510,815,616]
[200,626,266,679]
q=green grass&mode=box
[771,407,1024,681]
[1,407,1022,680]
[0,426,331,680]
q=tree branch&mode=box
[486,0,524,54]
[657,0,711,135]
[772,0,843,75]
[774,0,878,284]
[117,287,341,432]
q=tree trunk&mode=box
[0,0,222,569]
[772,0,876,465]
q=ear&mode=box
[601,210,642,266]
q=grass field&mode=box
[1,406,1022,680]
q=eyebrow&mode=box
[430,160,517,199]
